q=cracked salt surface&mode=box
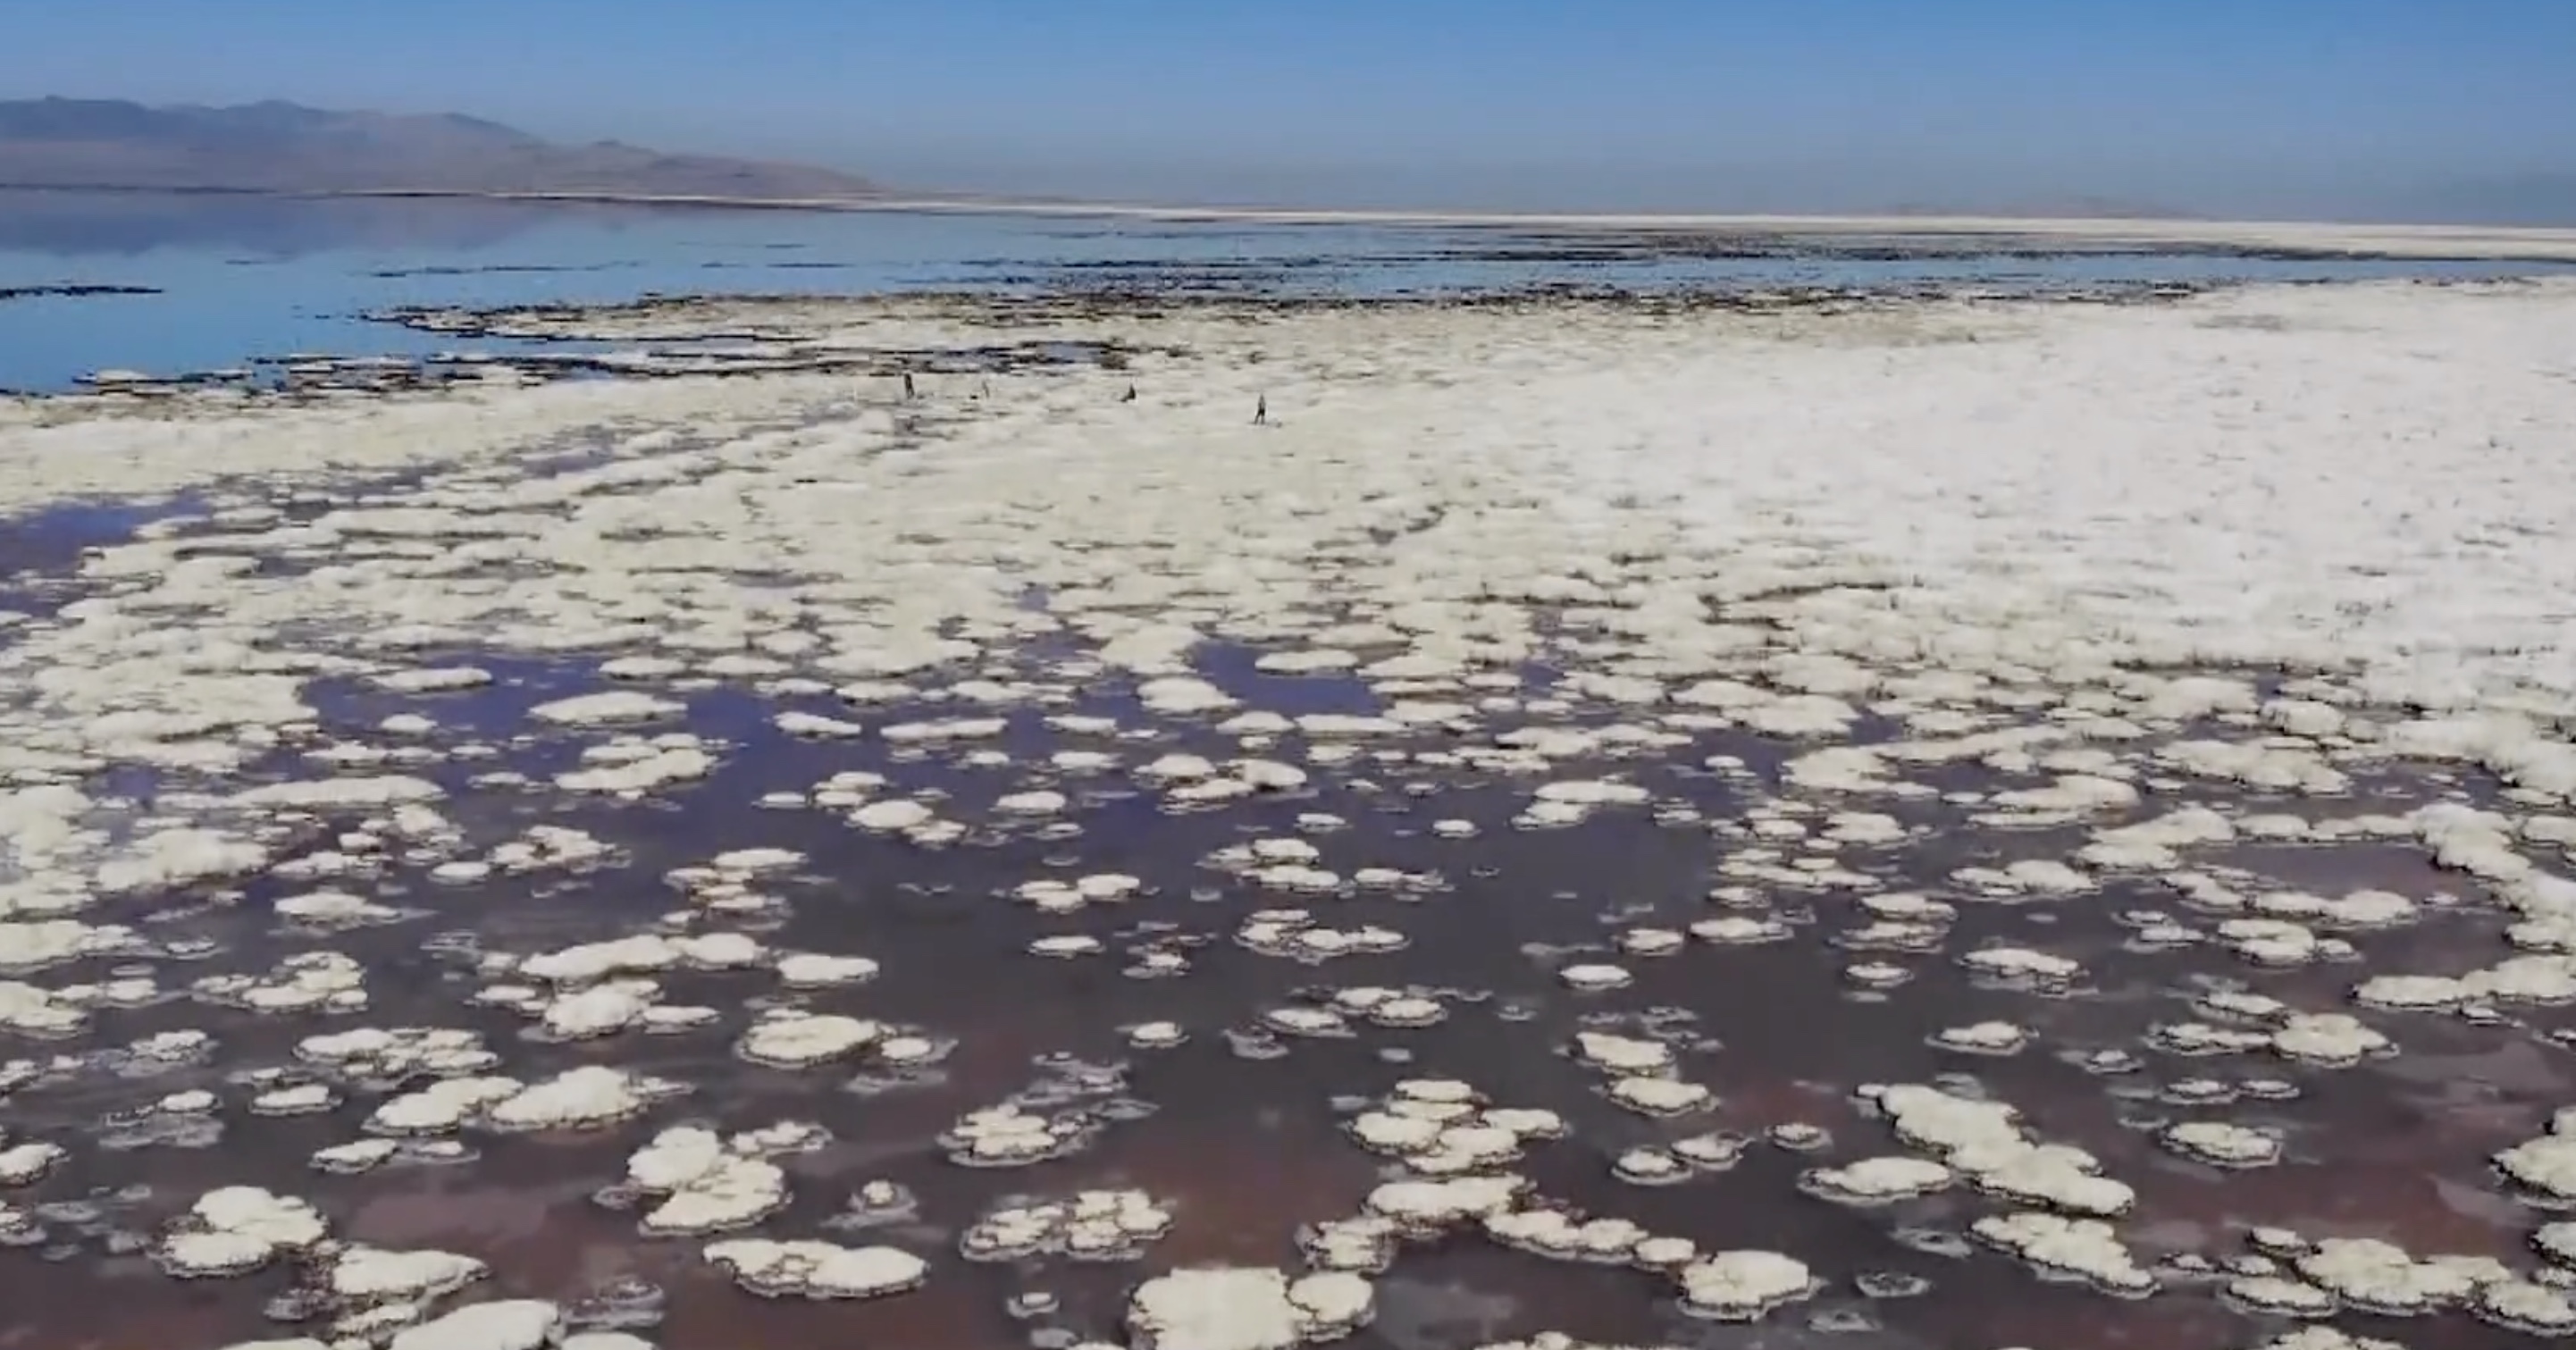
[6,280,2576,1348]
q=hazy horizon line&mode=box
[6,91,2576,230]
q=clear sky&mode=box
[4,0,2573,220]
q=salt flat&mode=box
[573,193,2576,263]
[835,196,2576,263]
[2,281,2575,1350]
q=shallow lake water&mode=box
[5,189,2574,393]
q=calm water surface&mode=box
[2,189,2571,392]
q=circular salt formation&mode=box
[703,1239,927,1299]
[2353,974,2468,1010]
[776,952,880,988]
[1348,1112,1448,1158]
[564,1335,658,1350]
[1259,1006,1347,1039]
[388,1300,560,1350]
[1617,928,1686,957]
[1558,963,1632,992]
[275,890,408,930]
[1482,1107,1567,1139]
[485,1067,667,1131]
[877,1035,943,1065]
[1392,1078,1479,1105]
[2292,1237,2496,1315]
[1130,675,1242,719]
[2476,1279,2576,1334]
[2152,1022,2270,1056]
[623,1128,792,1237]
[2162,1077,2238,1107]
[735,1010,883,1069]
[1606,1077,1711,1117]
[155,1186,329,1277]
[1126,1266,1373,1350]
[1366,994,1447,1027]
[324,1243,488,1307]
[1327,986,1439,1027]
[1676,1251,1818,1321]
[882,717,1009,746]
[942,1105,1089,1167]
[1672,1132,1749,1170]
[1633,1236,1699,1270]
[250,1083,340,1117]
[777,710,868,739]
[1801,1156,1953,1204]
[1971,1212,2154,1296]
[1842,960,1912,989]
[1931,1021,2032,1055]
[1129,951,1192,978]
[960,1190,1173,1262]
[1365,1176,1525,1230]
[1839,919,1948,954]
[1691,916,1791,945]
[850,800,935,832]
[2161,1120,2282,1169]
[1127,1021,1187,1049]
[359,1077,504,1136]
[0,1139,66,1186]
[2222,1274,2337,1319]
[995,790,1069,817]
[2534,1220,2576,1268]
[1959,945,2082,987]
[2247,1226,2311,1258]
[1238,913,1406,962]
[1238,759,1308,791]
[1572,1031,1672,1074]
[2197,988,2291,1022]
[2270,1013,2392,1068]
[1612,1148,1690,1186]
[1485,1210,1655,1263]
[2219,918,2328,966]
[530,692,683,726]
[1767,1123,1832,1152]
[1408,1122,1526,1176]
[1297,1216,1399,1273]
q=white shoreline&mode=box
[860,197,2576,262]
[516,195,2576,262]
[23,183,2576,263]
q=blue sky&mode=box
[3,0,2572,218]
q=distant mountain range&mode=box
[0,97,882,200]
[9,97,2569,227]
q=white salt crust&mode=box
[1128,1266,1373,1350]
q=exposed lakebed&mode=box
[4,249,2576,1350]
